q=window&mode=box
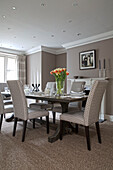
[0,53,18,83]
[0,57,4,82]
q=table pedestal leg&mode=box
[48,102,68,143]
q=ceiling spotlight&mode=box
[77,33,81,36]
[12,6,16,10]
[63,30,66,33]
[41,3,46,7]
[51,35,54,37]
[68,20,72,23]
[72,2,78,7]
[8,28,11,30]
[33,36,36,38]
[2,15,6,18]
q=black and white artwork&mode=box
[79,50,96,70]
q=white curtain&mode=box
[17,55,26,85]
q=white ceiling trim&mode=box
[42,46,66,55]
[63,30,113,49]
[25,46,66,55]
[0,47,25,55]
[55,48,67,55]
[25,46,42,55]
[41,46,57,55]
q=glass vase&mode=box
[56,79,65,96]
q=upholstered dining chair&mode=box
[70,81,85,93]
[52,81,86,114]
[7,80,49,142]
[0,93,13,130]
[30,82,56,123]
[60,80,108,151]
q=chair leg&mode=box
[40,117,42,125]
[0,114,3,131]
[52,111,56,124]
[95,121,101,143]
[22,120,27,142]
[13,117,18,136]
[75,124,78,134]
[85,126,91,151]
[33,119,35,129]
[60,120,63,140]
[46,116,49,134]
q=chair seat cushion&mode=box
[28,108,49,119]
[60,111,85,125]
[4,104,13,113]
[30,103,52,110]
[53,106,79,113]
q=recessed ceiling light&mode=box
[72,2,78,6]
[33,36,36,38]
[51,35,54,37]
[22,46,24,48]
[68,20,72,23]
[14,36,16,38]
[2,15,6,18]
[41,3,46,7]
[77,33,81,36]
[63,30,66,33]
[12,6,16,10]
[8,28,11,30]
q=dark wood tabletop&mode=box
[26,93,87,103]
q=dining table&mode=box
[26,92,87,143]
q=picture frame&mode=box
[79,50,96,70]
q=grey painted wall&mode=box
[42,51,56,90]
[67,38,113,115]
[55,53,67,68]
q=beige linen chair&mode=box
[7,80,49,142]
[60,80,108,151]
[70,81,85,93]
[52,81,85,114]
[0,93,13,130]
[30,82,56,123]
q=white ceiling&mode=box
[0,0,113,54]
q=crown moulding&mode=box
[25,46,67,55]
[63,30,113,49]
[0,47,25,55]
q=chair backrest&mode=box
[84,80,108,126]
[7,80,28,120]
[0,93,4,115]
[45,82,56,91]
[71,81,85,92]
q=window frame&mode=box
[0,53,18,83]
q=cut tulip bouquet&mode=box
[50,68,69,96]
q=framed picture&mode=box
[79,50,96,70]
